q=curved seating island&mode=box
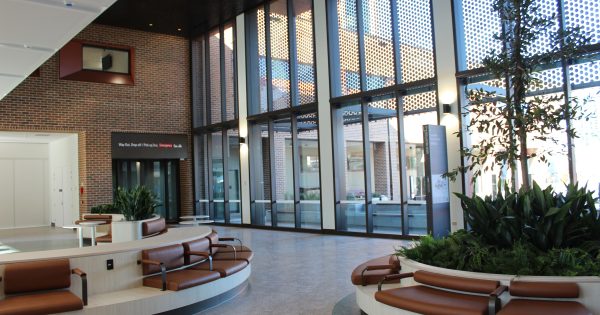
[0,226,252,315]
[352,255,599,315]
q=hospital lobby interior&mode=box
[0,0,599,314]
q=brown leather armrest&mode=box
[212,244,237,260]
[378,272,414,291]
[0,276,2,282]
[218,237,243,248]
[137,259,167,291]
[489,285,507,315]
[72,268,88,306]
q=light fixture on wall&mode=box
[443,103,452,114]
[239,137,246,144]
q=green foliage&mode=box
[90,204,117,214]
[398,231,600,276]
[114,186,161,221]
[456,182,600,255]
[400,182,600,276]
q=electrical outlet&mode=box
[107,259,114,270]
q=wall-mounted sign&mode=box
[111,133,188,159]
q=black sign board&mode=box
[423,125,451,238]
[111,133,188,159]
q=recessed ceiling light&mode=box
[177,28,182,31]
[149,23,153,27]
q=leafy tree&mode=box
[449,0,591,190]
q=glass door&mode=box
[113,159,180,222]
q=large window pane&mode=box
[250,122,272,226]
[335,103,366,232]
[224,24,236,121]
[573,86,600,197]
[209,29,222,124]
[194,135,210,217]
[367,98,402,235]
[227,129,242,224]
[403,109,437,235]
[297,113,321,229]
[273,118,294,227]
[211,131,225,222]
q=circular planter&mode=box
[355,257,600,315]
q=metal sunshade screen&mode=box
[570,61,600,87]
[362,0,395,90]
[192,38,205,128]
[526,0,559,57]
[270,0,292,111]
[565,0,600,45]
[224,23,237,121]
[402,90,437,113]
[530,68,564,92]
[295,0,316,105]
[194,135,210,216]
[209,29,222,124]
[258,8,269,113]
[337,0,361,96]
[396,0,435,83]
[459,0,502,70]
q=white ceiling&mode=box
[0,0,118,100]
[0,131,75,144]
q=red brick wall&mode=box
[0,23,193,217]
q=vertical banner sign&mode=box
[423,125,451,238]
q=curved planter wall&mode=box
[355,257,600,315]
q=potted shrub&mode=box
[111,186,161,242]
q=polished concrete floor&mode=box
[201,226,409,315]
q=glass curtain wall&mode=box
[328,0,436,236]
[246,0,321,229]
[192,22,242,223]
[455,0,600,196]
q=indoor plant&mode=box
[111,186,161,242]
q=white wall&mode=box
[0,143,49,228]
[48,134,80,227]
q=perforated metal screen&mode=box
[337,0,361,96]
[209,30,222,124]
[402,90,437,112]
[397,0,435,82]
[459,0,502,70]
[363,0,395,90]
[295,0,316,105]
[270,0,292,110]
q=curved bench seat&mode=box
[143,269,220,291]
[351,255,400,286]
[0,291,83,315]
[498,299,590,315]
[213,251,254,262]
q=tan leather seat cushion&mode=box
[350,255,400,286]
[95,234,112,243]
[213,251,254,262]
[375,285,489,315]
[414,270,499,294]
[143,269,220,291]
[4,259,71,294]
[182,238,212,265]
[141,244,184,275]
[0,291,83,315]
[142,218,166,237]
[498,299,591,315]
[191,260,248,277]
